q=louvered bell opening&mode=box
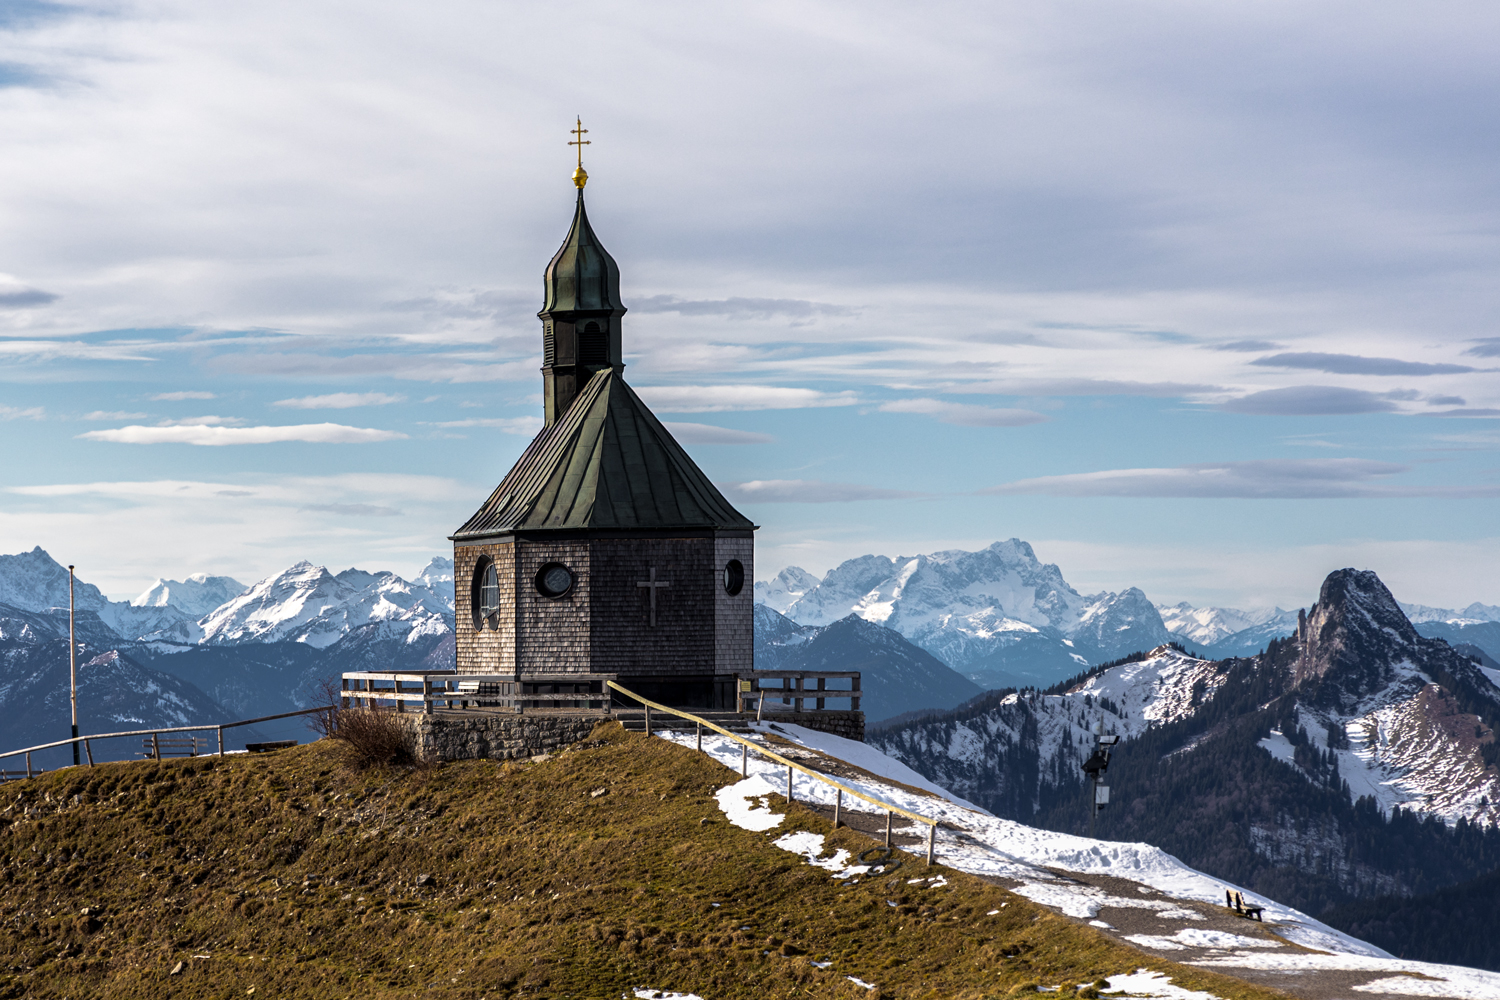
[543,324,556,366]
[579,321,609,365]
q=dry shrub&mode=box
[307,677,342,740]
[330,707,418,769]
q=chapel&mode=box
[448,138,755,711]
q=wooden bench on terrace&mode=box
[141,736,202,759]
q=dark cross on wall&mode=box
[636,567,672,626]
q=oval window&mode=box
[723,559,745,596]
[480,562,500,619]
[471,557,500,630]
[534,562,575,599]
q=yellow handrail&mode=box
[607,680,939,864]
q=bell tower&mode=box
[538,118,627,427]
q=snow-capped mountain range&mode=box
[759,540,1500,688]
[0,546,456,651]
[868,568,1500,920]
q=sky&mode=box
[0,0,1498,611]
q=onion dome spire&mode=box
[539,119,626,426]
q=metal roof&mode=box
[540,190,625,318]
[452,368,756,537]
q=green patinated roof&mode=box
[540,190,625,317]
[453,369,755,537]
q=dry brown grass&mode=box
[0,722,1294,999]
[327,706,418,769]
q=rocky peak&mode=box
[1285,568,1494,715]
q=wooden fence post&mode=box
[217,725,224,757]
[741,743,747,777]
[926,823,936,866]
[151,733,160,760]
[885,810,892,847]
[84,740,94,767]
[834,788,842,828]
[695,722,702,752]
[25,752,32,779]
[786,763,793,802]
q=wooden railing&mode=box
[608,680,937,865]
[0,706,333,781]
[341,671,615,713]
[740,670,860,715]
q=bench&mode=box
[245,740,297,753]
[0,769,42,782]
[1225,889,1264,921]
[141,736,201,759]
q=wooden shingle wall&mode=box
[453,541,517,675]
[587,537,715,675]
[714,534,754,674]
[515,539,593,673]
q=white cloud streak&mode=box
[76,423,407,446]
[0,405,44,420]
[662,422,775,445]
[879,398,1049,427]
[272,392,407,409]
[984,459,1500,499]
[420,416,543,435]
[634,385,859,412]
[720,479,928,503]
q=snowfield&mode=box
[659,721,1500,1000]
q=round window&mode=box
[723,559,745,596]
[534,562,575,599]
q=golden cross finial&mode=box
[569,116,590,189]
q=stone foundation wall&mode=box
[396,712,604,762]
[762,711,864,742]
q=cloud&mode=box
[77,423,407,446]
[1428,396,1467,406]
[958,379,1221,398]
[634,385,860,412]
[1212,340,1282,352]
[153,414,247,427]
[81,410,148,420]
[981,459,1500,499]
[878,398,1049,427]
[1251,353,1479,376]
[1465,339,1500,359]
[719,479,928,503]
[0,405,44,420]
[272,392,407,409]
[420,416,543,435]
[1421,408,1500,419]
[149,391,216,401]
[630,295,852,319]
[299,503,402,517]
[662,422,774,445]
[213,353,534,383]
[0,288,57,308]
[1218,386,1400,415]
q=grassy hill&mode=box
[0,722,1290,999]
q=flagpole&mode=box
[69,564,78,767]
